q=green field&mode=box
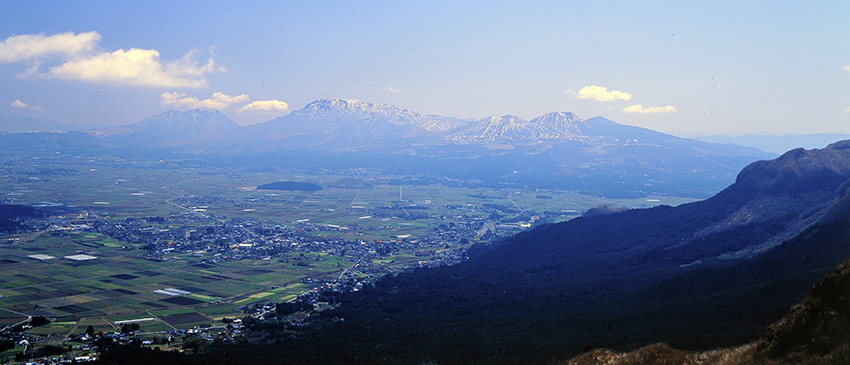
[0,229,352,336]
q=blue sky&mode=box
[1,1,849,135]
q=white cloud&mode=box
[48,48,223,88]
[10,99,41,110]
[161,92,249,110]
[0,31,100,63]
[382,86,403,93]
[845,106,850,113]
[237,100,289,113]
[622,104,677,114]
[575,85,632,102]
[0,31,222,88]
[844,65,850,72]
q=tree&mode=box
[94,336,114,350]
[182,336,207,349]
[35,344,65,357]
[0,339,14,352]
[86,325,95,336]
[30,316,50,327]
[121,323,140,334]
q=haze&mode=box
[1,1,849,136]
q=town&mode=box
[0,187,552,363]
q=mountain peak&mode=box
[584,116,619,126]
[94,108,240,148]
[294,99,404,120]
[533,111,582,121]
[307,98,367,108]
[479,115,527,124]
[529,111,584,127]
[734,142,850,196]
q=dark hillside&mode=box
[754,257,850,364]
[563,216,850,365]
[622,195,850,350]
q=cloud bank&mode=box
[575,85,632,101]
[0,31,222,88]
[622,104,677,114]
[161,92,249,110]
[237,100,289,113]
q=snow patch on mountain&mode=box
[449,112,594,142]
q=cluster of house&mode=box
[71,209,496,273]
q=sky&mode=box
[1,1,849,136]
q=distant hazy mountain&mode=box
[89,109,241,148]
[692,133,850,154]
[0,113,80,132]
[294,140,850,364]
[0,131,110,152]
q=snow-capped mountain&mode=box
[290,99,469,132]
[450,112,593,142]
[240,99,470,149]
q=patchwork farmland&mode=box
[0,151,694,344]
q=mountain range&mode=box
[0,99,775,198]
[240,99,468,148]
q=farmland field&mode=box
[0,151,697,338]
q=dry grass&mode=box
[562,343,757,365]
